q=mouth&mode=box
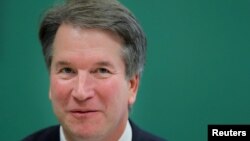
[69,110,99,118]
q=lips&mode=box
[69,109,99,118]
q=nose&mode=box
[72,72,94,101]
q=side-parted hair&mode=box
[39,0,146,79]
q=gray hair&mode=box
[39,0,147,79]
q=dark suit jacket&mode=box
[22,120,166,141]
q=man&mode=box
[22,0,166,141]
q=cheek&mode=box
[50,77,71,104]
[97,78,129,108]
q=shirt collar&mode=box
[60,126,66,141]
[118,120,132,141]
[60,120,132,141]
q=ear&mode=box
[49,88,52,100]
[128,74,140,106]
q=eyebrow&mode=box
[53,61,115,69]
[94,61,115,69]
[54,61,71,68]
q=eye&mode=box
[56,67,76,79]
[59,67,75,74]
[91,67,112,78]
[96,68,110,74]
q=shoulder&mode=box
[21,125,60,141]
[130,120,167,141]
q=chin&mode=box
[62,115,107,139]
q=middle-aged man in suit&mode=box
[22,0,166,141]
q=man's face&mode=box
[49,24,139,141]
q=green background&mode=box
[1,0,250,140]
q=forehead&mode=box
[51,24,125,67]
[53,24,124,51]
[54,24,124,46]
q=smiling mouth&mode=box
[70,110,99,118]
